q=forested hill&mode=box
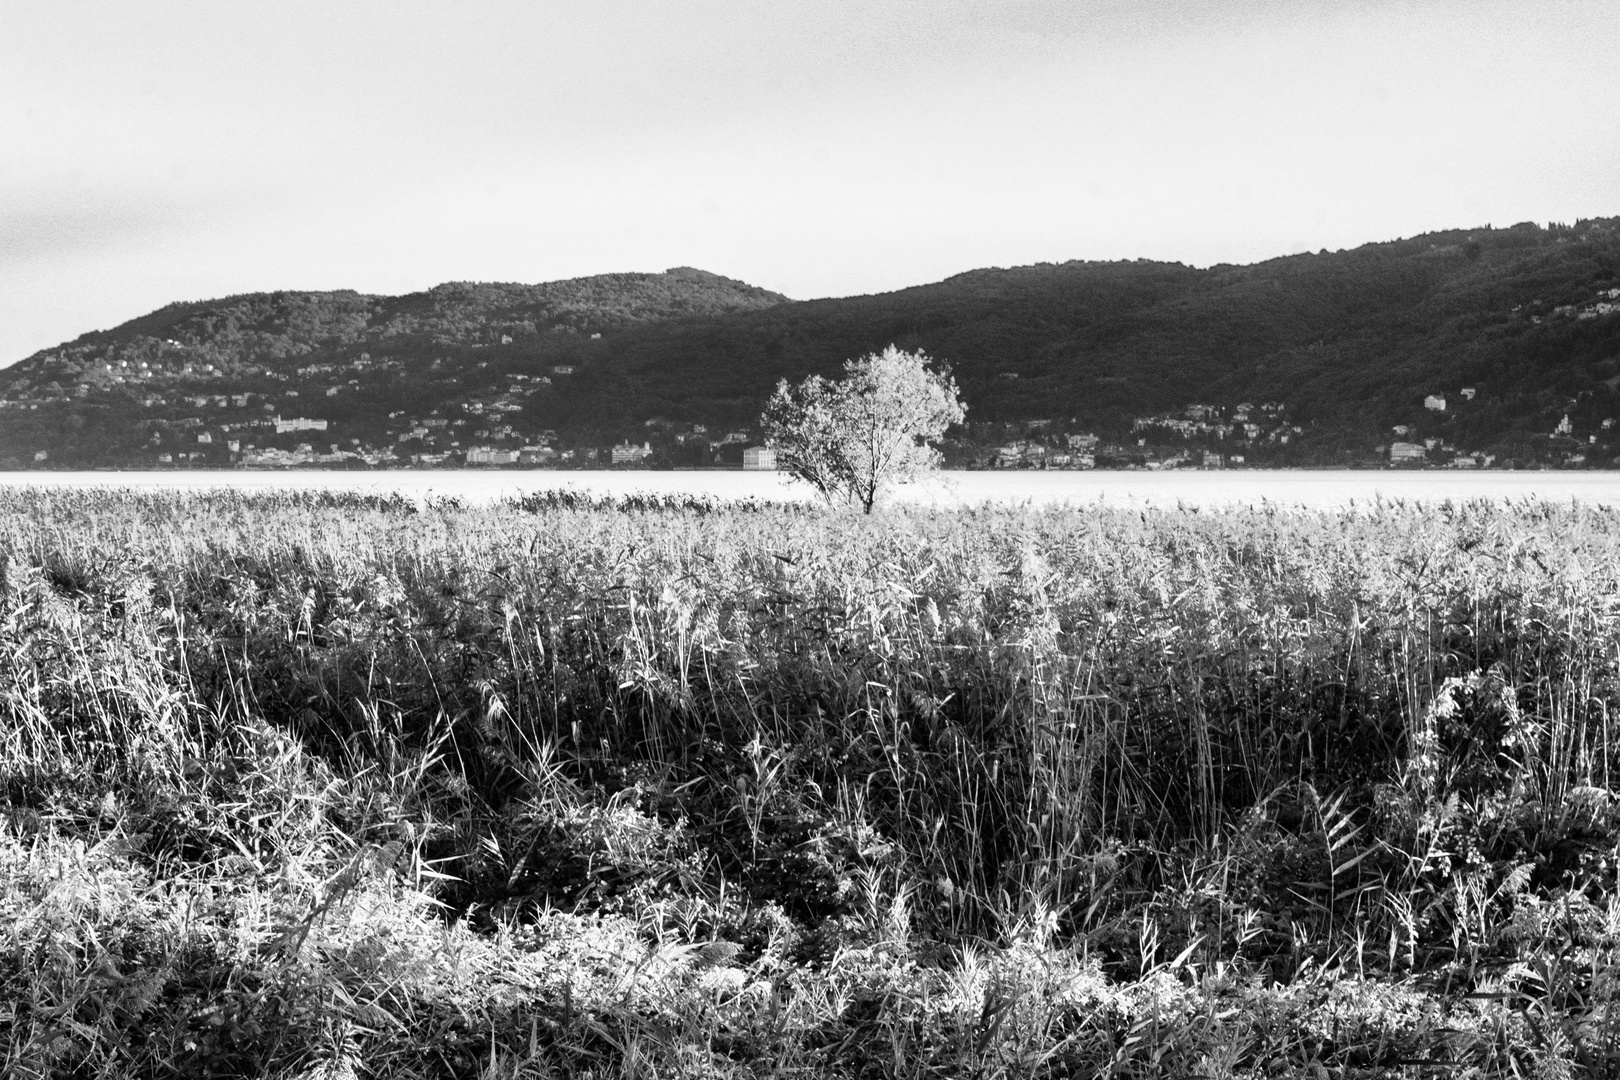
[571,220,1620,453]
[19,266,789,366]
[3,219,1620,469]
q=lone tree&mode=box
[762,345,966,513]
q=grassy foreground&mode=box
[4,488,1620,1078]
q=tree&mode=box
[762,345,965,513]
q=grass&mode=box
[3,486,1620,1077]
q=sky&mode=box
[3,0,1618,365]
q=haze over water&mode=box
[7,470,1620,511]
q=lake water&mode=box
[6,469,1620,511]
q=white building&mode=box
[742,446,777,470]
[611,441,653,464]
[274,416,328,434]
[1389,441,1427,463]
[466,447,520,465]
[1424,394,1447,412]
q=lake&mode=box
[6,469,1620,510]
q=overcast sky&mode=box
[3,0,1617,365]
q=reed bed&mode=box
[3,487,1620,1077]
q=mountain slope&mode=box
[21,266,788,373]
[3,221,1619,469]
[565,222,1620,426]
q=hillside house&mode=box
[1557,414,1573,436]
[274,416,328,434]
[742,447,777,470]
[1424,395,1447,412]
[552,366,576,376]
[993,442,1046,467]
[518,446,556,465]
[1460,387,1477,400]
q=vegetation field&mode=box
[6,488,1620,1077]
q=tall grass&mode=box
[3,487,1620,1076]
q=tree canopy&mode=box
[762,345,965,512]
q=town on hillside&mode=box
[5,355,1615,471]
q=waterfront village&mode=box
[6,287,1620,472]
[10,386,1610,471]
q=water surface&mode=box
[6,469,1620,510]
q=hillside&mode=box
[3,221,1619,469]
